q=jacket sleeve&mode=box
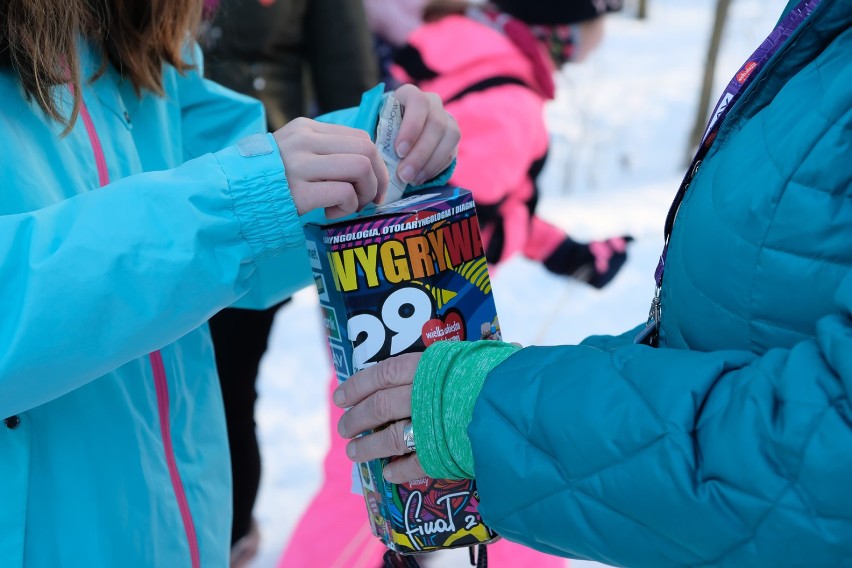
[469,271,852,567]
[0,136,309,417]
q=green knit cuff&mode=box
[412,341,521,480]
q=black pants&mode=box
[208,301,287,545]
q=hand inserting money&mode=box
[374,85,459,204]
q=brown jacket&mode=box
[202,0,378,130]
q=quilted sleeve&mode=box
[469,272,852,567]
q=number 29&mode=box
[348,286,434,371]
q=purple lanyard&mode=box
[635,0,823,346]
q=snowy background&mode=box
[249,1,785,566]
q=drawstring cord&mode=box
[470,544,488,568]
[383,545,488,568]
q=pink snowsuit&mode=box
[393,14,567,266]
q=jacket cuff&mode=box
[212,133,301,260]
[412,340,521,480]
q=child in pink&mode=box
[388,0,630,286]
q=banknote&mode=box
[375,94,407,203]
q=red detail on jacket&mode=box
[736,60,758,83]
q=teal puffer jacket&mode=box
[0,43,390,567]
[470,1,852,566]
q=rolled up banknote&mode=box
[375,94,407,204]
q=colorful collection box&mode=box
[304,186,501,554]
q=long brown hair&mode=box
[0,0,202,132]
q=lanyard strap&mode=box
[654,0,822,289]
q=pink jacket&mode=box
[393,15,551,262]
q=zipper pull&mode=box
[634,287,661,346]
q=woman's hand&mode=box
[274,118,389,219]
[334,353,428,483]
[393,84,460,187]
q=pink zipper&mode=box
[76,96,110,187]
[77,91,202,568]
[150,351,202,568]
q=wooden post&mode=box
[685,0,733,164]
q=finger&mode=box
[372,159,391,207]
[301,130,374,156]
[291,181,358,217]
[301,132,389,199]
[344,419,410,462]
[276,118,372,148]
[338,384,413,438]
[305,119,374,140]
[301,154,378,209]
[397,100,448,185]
[392,85,429,163]
[383,454,428,484]
[414,126,460,186]
[325,203,357,220]
[333,353,422,408]
[442,150,458,174]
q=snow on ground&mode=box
[250,1,785,566]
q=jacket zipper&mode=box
[149,351,202,568]
[77,92,202,568]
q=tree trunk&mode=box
[637,0,649,19]
[685,0,733,164]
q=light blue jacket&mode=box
[0,43,390,567]
[470,1,852,566]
